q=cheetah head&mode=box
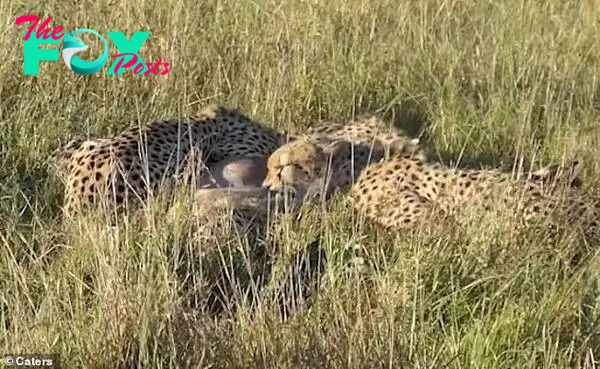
[263,135,426,196]
[262,139,330,197]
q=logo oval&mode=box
[61,29,109,75]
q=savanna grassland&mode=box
[1,0,600,367]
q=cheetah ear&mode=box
[533,160,582,188]
[387,137,421,157]
[198,104,220,118]
[278,133,297,146]
[565,160,583,187]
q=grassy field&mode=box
[2,0,600,367]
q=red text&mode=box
[15,15,63,41]
[112,53,171,75]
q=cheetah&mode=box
[50,105,288,216]
[349,150,590,230]
[262,134,589,231]
[262,135,425,202]
[178,115,426,253]
[261,114,430,200]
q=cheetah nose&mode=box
[262,177,273,189]
[262,173,280,190]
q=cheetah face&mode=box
[262,140,326,195]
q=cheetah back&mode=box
[350,154,592,230]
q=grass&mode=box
[1,0,600,367]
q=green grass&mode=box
[2,0,600,367]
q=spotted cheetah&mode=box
[262,135,589,231]
[304,115,583,191]
[261,114,429,199]
[262,135,426,201]
[350,150,590,230]
[50,105,288,216]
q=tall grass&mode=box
[1,0,600,367]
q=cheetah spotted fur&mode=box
[50,105,288,216]
[262,123,589,232]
